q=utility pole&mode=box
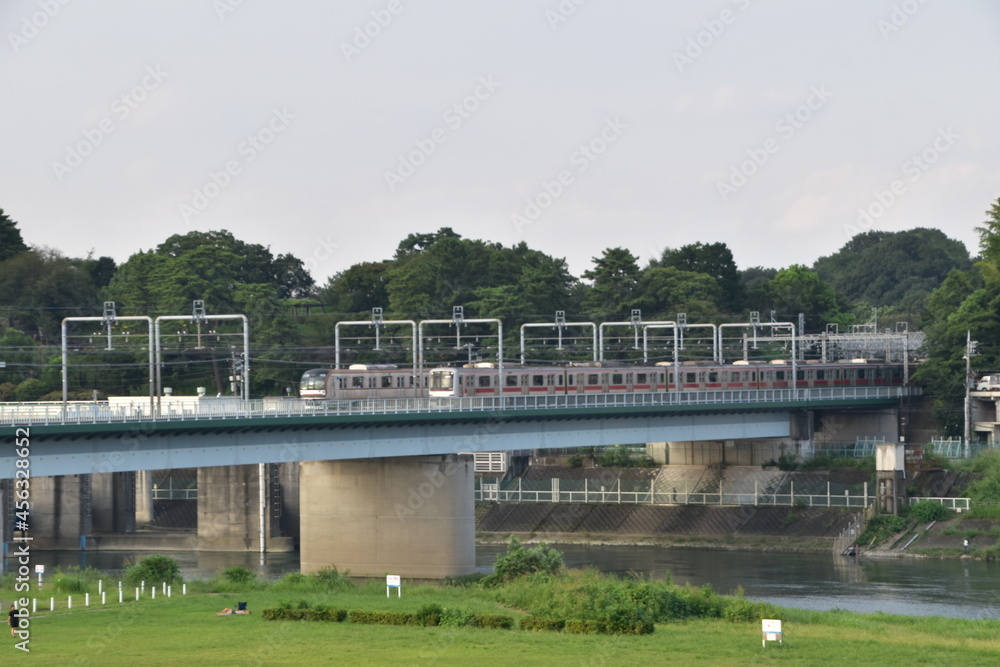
[964,331,978,458]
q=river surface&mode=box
[9,545,999,620]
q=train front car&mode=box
[429,367,458,398]
[299,369,330,399]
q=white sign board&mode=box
[386,575,401,598]
[761,618,782,647]
[35,565,45,574]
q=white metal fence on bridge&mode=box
[475,477,972,511]
[0,386,916,426]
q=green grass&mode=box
[7,582,1000,666]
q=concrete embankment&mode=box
[476,502,854,552]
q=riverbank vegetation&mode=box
[6,551,1000,665]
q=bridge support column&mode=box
[196,465,294,552]
[300,455,475,578]
[135,470,153,524]
[90,472,136,534]
[28,475,88,549]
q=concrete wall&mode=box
[300,455,475,578]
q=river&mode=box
[9,545,999,620]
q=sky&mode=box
[3,1,999,287]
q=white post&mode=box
[754,479,758,507]
[651,479,655,504]
[135,588,140,601]
[49,598,54,611]
[162,582,166,594]
[790,481,794,506]
[119,589,123,604]
[827,481,831,508]
[141,581,145,594]
[719,480,723,506]
[99,580,103,595]
[102,592,106,605]
[152,588,156,600]
[585,478,589,502]
[68,596,72,610]
[183,584,187,596]
[864,481,868,507]
[31,599,36,613]
[168,586,172,598]
[85,593,89,607]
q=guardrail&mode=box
[476,478,875,508]
[0,385,917,427]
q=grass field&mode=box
[9,584,1000,666]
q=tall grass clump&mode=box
[906,499,953,523]
[123,554,182,586]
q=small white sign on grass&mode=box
[762,618,782,647]
[386,575,401,598]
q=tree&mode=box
[654,242,744,312]
[107,230,313,315]
[318,261,392,314]
[0,248,102,341]
[581,248,640,320]
[630,266,722,321]
[0,208,29,261]
[915,197,1000,434]
[765,265,843,331]
[814,228,971,317]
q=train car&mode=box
[425,359,906,398]
[300,364,426,400]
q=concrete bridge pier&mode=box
[299,454,475,578]
[196,465,294,552]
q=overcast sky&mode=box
[3,1,998,286]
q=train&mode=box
[300,359,907,400]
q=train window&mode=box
[352,377,364,389]
[775,370,785,381]
[796,370,804,381]
[857,368,866,379]
[547,374,555,386]
[816,370,825,381]
[612,373,623,385]
[532,375,544,387]
[506,375,517,387]
[381,375,392,388]
[587,374,599,385]
[636,373,647,384]
[686,372,696,384]
[478,376,491,388]
[369,377,377,388]
[668,372,675,385]
[567,374,574,385]
[708,372,718,383]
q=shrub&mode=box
[480,536,564,588]
[347,610,418,626]
[439,608,474,628]
[601,605,654,635]
[565,619,603,634]
[908,499,952,523]
[313,566,353,592]
[222,566,256,586]
[416,603,443,627]
[124,554,181,586]
[469,614,514,630]
[723,597,778,623]
[519,616,566,632]
[858,515,909,545]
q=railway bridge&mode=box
[1,387,915,577]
